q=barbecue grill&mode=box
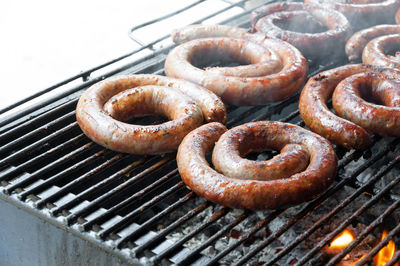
[1,0,400,265]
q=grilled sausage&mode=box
[165,25,308,106]
[76,74,226,154]
[396,8,400,24]
[332,70,400,136]
[362,34,400,68]
[177,122,337,210]
[345,25,400,62]
[250,2,352,58]
[305,0,400,30]
[212,129,310,181]
[299,64,400,150]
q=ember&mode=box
[326,229,355,254]
[331,230,355,249]
[373,230,399,266]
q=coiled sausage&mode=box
[299,64,400,149]
[250,2,352,58]
[76,74,226,154]
[362,34,400,68]
[177,121,337,210]
[305,0,400,30]
[165,25,308,106]
[345,25,400,62]
[332,70,400,136]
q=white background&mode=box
[0,0,244,114]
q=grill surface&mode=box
[1,1,400,265]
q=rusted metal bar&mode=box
[355,223,400,266]
[115,191,195,248]
[97,181,185,240]
[328,198,400,265]
[130,201,209,257]
[176,211,250,266]
[150,207,230,265]
[67,157,173,227]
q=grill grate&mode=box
[1,0,400,265]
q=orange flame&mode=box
[330,229,355,249]
[373,230,399,266]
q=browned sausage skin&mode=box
[250,2,352,58]
[299,64,375,150]
[332,70,400,136]
[299,64,400,150]
[396,8,400,24]
[345,25,400,62]
[177,121,337,210]
[305,0,400,30]
[165,25,308,106]
[76,74,227,154]
[362,34,400,68]
[212,126,310,181]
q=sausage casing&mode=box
[250,2,352,58]
[177,122,337,210]
[76,74,226,154]
[166,25,308,106]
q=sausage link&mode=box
[362,34,400,68]
[305,0,400,30]
[166,25,308,106]
[299,64,400,149]
[332,71,400,136]
[212,126,310,180]
[345,25,400,62]
[177,122,337,210]
[396,7,400,24]
[76,74,227,154]
[299,64,376,149]
[250,2,352,58]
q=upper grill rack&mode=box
[1,1,400,265]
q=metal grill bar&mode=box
[0,122,79,169]
[328,198,400,265]
[0,110,74,155]
[387,250,400,266]
[175,211,250,265]
[150,207,230,264]
[130,201,210,257]
[115,191,195,248]
[263,151,400,266]
[50,157,149,217]
[34,153,128,208]
[4,140,94,194]
[296,157,400,265]
[12,142,104,200]
[205,209,284,266]
[98,180,185,240]
[0,112,77,169]
[69,157,173,227]
[355,223,400,265]
[0,99,76,136]
[0,133,85,184]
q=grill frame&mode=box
[1,1,400,265]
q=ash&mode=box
[339,137,400,197]
[156,137,400,265]
[158,182,400,265]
